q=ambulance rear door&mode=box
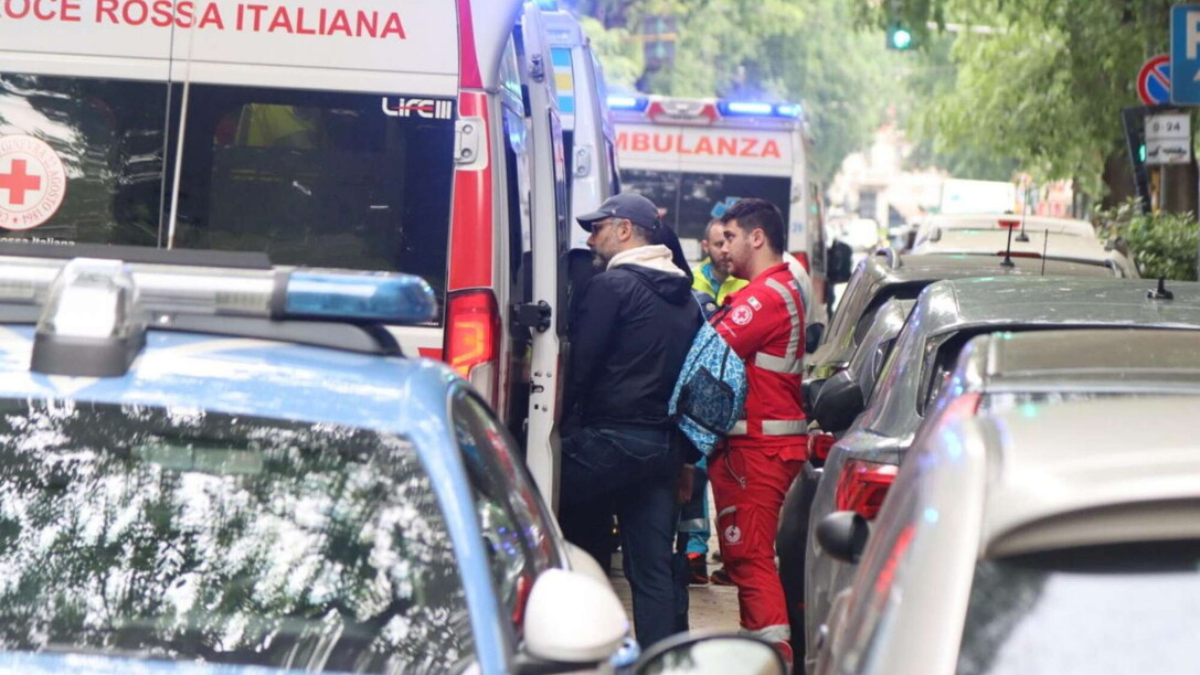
[518,2,570,508]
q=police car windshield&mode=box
[0,74,453,313]
[0,399,473,673]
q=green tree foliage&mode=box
[1097,198,1199,280]
[571,0,901,183]
[853,0,1175,197]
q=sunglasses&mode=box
[591,218,623,235]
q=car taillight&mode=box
[810,432,836,461]
[444,288,499,386]
[940,392,982,423]
[835,460,899,520]
[512,572,534,630]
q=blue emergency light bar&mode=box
[717,100,804,120]
[533,0,558,9]
[607,95,649,112]
[285,272,437,323]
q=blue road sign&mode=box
[1171,4,1200,104]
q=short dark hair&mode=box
[720,198,786,253]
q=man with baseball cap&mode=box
[559,193,701,647]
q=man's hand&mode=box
[676,464,696,505]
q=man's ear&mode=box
[751,227,766,249]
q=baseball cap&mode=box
[576,193,661,232]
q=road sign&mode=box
[1171,5,1200,104]
[1137,55,1171,106]
[1145,113,1192,165]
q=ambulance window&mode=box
[0,74,170,246]
[170,84,456,314]
[675,172,791,242]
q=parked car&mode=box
[808,250,1117,385]
[800,276,1200,673]
[910,219,1136,278]
[0,244,630,675]
[788,252,1118,662]
[911,213,1098,249]
[813,396,1200,675]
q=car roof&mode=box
[963,328,1200,391]
[0,325,454,436]
[972,396,1200,557]
[861,251,1112,285]
[920,213,1095,237]
[914,229,1111,261]
[923,277,1200,334]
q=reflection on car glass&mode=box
[956,542,1200,675]
[0,399,473,674]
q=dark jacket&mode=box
[564,262,702,429]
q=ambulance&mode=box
[0,0,574,502]
[542,8,619,249]
[612,95,829,313]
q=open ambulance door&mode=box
[517,3,570,510]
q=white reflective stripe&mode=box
[741,624,791,642]
[762,419,807,436]
[758,277,801,375]
[726,419,805,436]
[717,506,738,518]
[755,351,803,374]
[678,518,708,533]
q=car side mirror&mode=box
[516,569,629,675]
[632,633,786,675]
[812,370,864,434]
[801,377,826,419]
[806,323,825,353]
[816,510,870,564]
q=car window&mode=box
[955,541,1200,675]
[451,390,562,632]
[0,399,474,674]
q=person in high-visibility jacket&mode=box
[708,198,807,666]
[692,219,749,305]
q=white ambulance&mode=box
[612,95,829,312]
[0,0,572,502]
[542,8,619,250]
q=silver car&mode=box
[813,395,1200,675]
[802,277,1200,671]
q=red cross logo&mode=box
[0,159,42,206]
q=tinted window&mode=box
[0,74,454,309]
[620,168,791,242]
[956,541,1200,675]
[0,399,473,674]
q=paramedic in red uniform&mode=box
[709,198,807,663]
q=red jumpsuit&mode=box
[709,262,806,646]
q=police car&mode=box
[0,243,633,675]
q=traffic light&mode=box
[887,22,915,50]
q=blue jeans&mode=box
[560,425,683,648]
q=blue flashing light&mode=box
[607,95,649,112]
[721,101,774,116]
[285,272,437,324]
[533,0,558,10]
[775,103,803,119]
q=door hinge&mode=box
[513,301,552,333]
[454,117,485,168]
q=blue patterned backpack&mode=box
[669,303,748,456]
